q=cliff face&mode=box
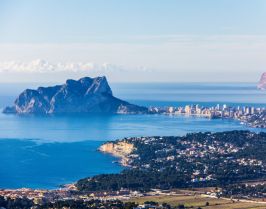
[3,76,148,114]
[258,72,266,90]
[99,141,135,166]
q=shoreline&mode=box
[98,141,135,167]
[3,131,266,205]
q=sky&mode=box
[0,0,266,83]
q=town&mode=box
[149,104,266,128]
[0,187,209,209]
[78,131,266,196]
[2,131,266,208]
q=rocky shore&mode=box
[99,141,135,166]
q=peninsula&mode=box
[3,76,266,129]
[81,131,266,197]
[3,76,148,114]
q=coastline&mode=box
[98,141,135,167]
[3,131,266,206]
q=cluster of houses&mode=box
[149,104,266,128]
[0,186,156,206]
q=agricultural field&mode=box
[129,193,266,209]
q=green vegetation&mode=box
[77,131,266,195]
[130,193,266,209]
[0,197,133,209]
[0,196,33,209]
[2,194,266,209]
[223,183,266,198]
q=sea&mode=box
[0,82,266,189]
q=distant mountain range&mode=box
[258,72,266,90]
[3,76,148,114]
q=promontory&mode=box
[3,76,148,114]
[258,72,266,90]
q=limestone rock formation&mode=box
[3,76,148,114]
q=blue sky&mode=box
[0,0,266,82]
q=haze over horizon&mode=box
[0,0,266,83]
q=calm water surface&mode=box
[0,82,266,189]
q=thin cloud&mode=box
[0,59,147,73]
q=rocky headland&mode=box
[258,72,266,90]
[99,141,135,166]
[3,76,148,114]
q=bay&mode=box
[0,82,265,189]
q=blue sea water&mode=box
[0,140,122,189]
[0,82,266,189]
